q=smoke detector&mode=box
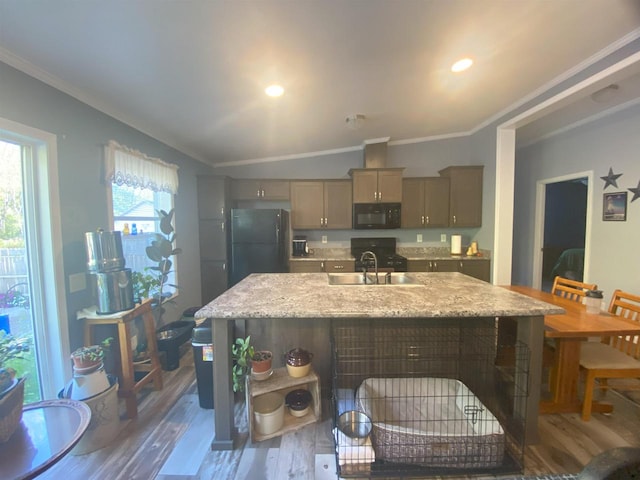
[345,114,365,130]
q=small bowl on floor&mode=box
[337,410,372,445]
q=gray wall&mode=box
[513,103,640,300]
[0,61,215,351]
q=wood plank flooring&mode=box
[37,349,640,480]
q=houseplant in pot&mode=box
[70,337,113,373]
[0,331,29,442]
[231,336,273,392]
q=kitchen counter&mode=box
[197,272,561,451]
[198,272,558,319]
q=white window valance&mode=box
[104,140,179,194]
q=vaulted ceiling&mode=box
[1,0,639,165]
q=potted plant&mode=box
[145,208,182,324]
[231,336,273,392]
[0,331,29,442]
[70,337,113,372]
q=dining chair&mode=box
[579,289,640,420]
[551,276,597,302]
[544,276,599,388]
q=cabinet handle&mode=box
[433,262,438,271]
[333,265,343,270]
[378,192,382,201]
[256,189,261,198]
[426,216,429,224]
[320,217,324,227]
[428,261,433,271]
[223,262,226,271]
[421,215,425,225]
[373,192,377,200]
[221,222,225,231]
[459,261,463,270]
[261,189,265,197]
[321,261,325,270]
[324,217,328,227]
[453,215,457,224]
[221,207,225,216]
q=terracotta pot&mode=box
[251,351,272,374]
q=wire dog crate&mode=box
[331,318,529,478]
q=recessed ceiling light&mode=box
[451,58,473,73]
[265,84,284,97]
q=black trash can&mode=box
[192,318,214,409]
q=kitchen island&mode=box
[196,272,563,451]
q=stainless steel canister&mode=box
[85,230,125,272]
[90,268,134,314]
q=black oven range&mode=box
[351,237,407,272]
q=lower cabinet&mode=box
[246,367,320,442]
[289,260,355,273]
[407,259,490,282]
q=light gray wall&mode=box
[513,103,640,300]
[0,61,215,351]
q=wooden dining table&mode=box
[502,285,640,416]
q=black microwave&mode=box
[353,203,401,229]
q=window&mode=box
[105,141,179,297]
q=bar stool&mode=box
[81,298,163,418]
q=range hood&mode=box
[362,137,390,169]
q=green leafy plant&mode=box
[145,208,182,322]
[131,271,161,302]
[70,337,113,367]
[0,330,30,391]
[231,336,255,393]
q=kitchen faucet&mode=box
[360,250,378,284]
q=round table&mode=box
[0,399,91,480]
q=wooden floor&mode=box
[39,349,640,480]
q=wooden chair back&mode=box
[604,289,640,359]
[551,276,597,303]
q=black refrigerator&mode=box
[230,209,289,286]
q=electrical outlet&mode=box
[417,234,423,243]
[322,235,327,244]
[441,234,447,243]
[69,272,86,293]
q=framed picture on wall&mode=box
[603,192,627,221]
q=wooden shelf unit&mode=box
[246,367,321,442]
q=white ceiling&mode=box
[1,0,639,166]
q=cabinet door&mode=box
[407,259,429,272]
[377,170,403,203]
[231,179,262,200]
[401,178,425,228]
[197,176,229,220]
[290,181,325,229]
[439,166,483,227]
[324,181,352,229]
[289,261,324,273]
[261,180,290,200]
[423,177,450,227]
[324,260,355,272]
[460,260,490,282]
[351,170,379,203]
[430,259,459,272]
[201,260,228,302]
[199,219,228,261]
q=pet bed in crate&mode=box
[356,377,505,469]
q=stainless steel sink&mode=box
[327,272,421,286]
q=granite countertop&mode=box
[197,272,563,320]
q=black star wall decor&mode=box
[600,167,623,189]
[629,179,640,203]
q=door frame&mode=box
[531,171,593,289]
[0,116,70,398]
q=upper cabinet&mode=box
[401,177,450,228]
[350,168,403,203]
[290,180,352,229]
[438,166,483,227]
[231,179,290,201]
